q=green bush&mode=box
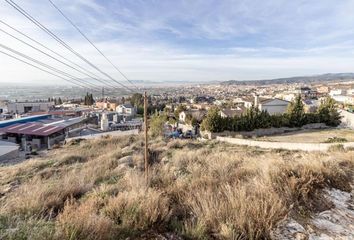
[323,137,348,143]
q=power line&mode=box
[0,19,112,87]
[5,0,134,92]
[0,50,98,91]
[0,43,101,91]
[48,0,139,91]
[0,25,119,90]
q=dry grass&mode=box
[0,135,353,239]
[258,128,354,143]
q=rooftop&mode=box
[0,123,65,137]
[0,114,52,128]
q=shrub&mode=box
[328,144,345,152]
[317,97,342,126]
[149,113,167,137]
[56,199,114,240]
[104,188,171,232]
[323,137,348,143]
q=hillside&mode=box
[0,135,353,239]
[221,73,354,85]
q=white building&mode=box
[100,113,109,131]
[179,110,207,123]
[329,89,343,96]
[332,95,354,105]
[7,101,54,114]
[258,98,291,115]
[116,104,136,116]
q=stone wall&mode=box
[202,123,328,139]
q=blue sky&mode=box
[1,0,354,84]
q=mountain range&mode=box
[221,73,354,85]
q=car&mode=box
[183,130,193,139]
[167,131,181,139]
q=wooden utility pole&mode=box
[144,91,149,183]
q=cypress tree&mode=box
[287,95,305,127]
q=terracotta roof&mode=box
[0,123,65,136]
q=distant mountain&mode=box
[221,73,354,85]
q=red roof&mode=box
[0,123,65,136]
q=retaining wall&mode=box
[340,110,354,129]
[0,148,19,161]
[217,136,354,151]
[202,123,328,139]
[66,129,139,142]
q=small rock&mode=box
[117,155,133,167]
[121,146,132,154]
[295,232,308,240]
[161,156,169,163]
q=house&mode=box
[116,103,136,116]
[219,107,244,118]
[294,87,318,99]
[7,101,54,114]
[241,96,254,108]
[179,110,207,123]
[317,86,329,94]
[258,98,291,115]
[332,95,354,105]
[238,95,269,109]
[303,99,320,113]
[329,89,344,96]
[0,116,87,150]
[95,101,117,111]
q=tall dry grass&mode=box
[0,135,353,239]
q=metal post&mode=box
[144,91,149,183]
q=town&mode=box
[1,78,353,161]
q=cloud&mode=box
[1,0,354,85]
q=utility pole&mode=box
[144,91,149,184]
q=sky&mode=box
[1,0,354,86]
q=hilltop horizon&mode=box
[1,72,353,87]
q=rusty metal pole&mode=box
[144,91,149,184]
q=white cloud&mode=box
[1,0,354,85]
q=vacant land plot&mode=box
[0,136,353,239]
[258,128,354,143]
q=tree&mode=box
[190,117,199,127]
[317,97,341,126]
[131,93,143,107]
[149,113,167,137]
[200,107,223,132]
[287,95,305,127]
[58,97,63,105]
[84,92,94,106]
[174,105,187,119]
